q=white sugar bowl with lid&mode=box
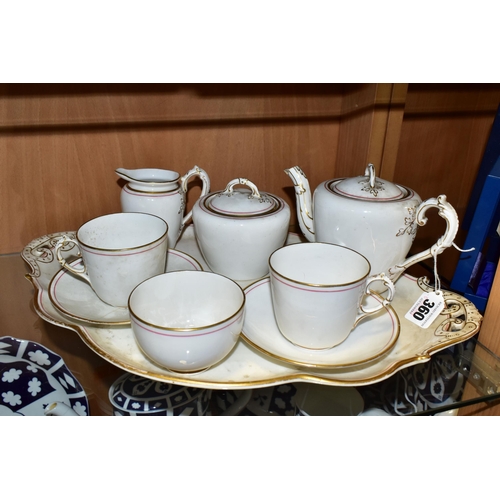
[192,178,291,281]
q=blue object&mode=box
[451,105,500,312]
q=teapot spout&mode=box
[284,166,315,242]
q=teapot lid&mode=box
[108,373,203,413]
[203,178,282,217]
[331,164,407,201]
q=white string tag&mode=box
[405,242,474,328]
[405,246,445,328]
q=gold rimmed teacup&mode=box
[54,212,169,307]
[128,270,245,373]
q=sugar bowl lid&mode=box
[330,163,407,201]
[108,372,203,413]
[202,178,283,217]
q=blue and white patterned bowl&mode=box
[109,372,210,416]
[240,384,298,416]
[0,336,89,416]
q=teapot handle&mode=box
[180,165,211,227]
[387,195,459,282]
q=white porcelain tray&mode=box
[22,226,483,390]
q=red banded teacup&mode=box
[55,212,168,307]
[128,270,245,373]
[269,242,395,350]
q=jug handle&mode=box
[180,165,211,227]
[387,195,459,283]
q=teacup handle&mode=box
[387,195,459,282]
[180,165,211,227]
[354,273,395,327]
[54,235,92,287]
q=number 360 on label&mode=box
[404,291,445,329]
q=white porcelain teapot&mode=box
[116,166,210,248]
[285,164,459,283]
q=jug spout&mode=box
[284,166,315,242]
[115,168,181,189]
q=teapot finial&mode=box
[365,163,376,189]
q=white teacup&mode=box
[128,270,245,372]
[269,242,395,350]
[55,212,169,307]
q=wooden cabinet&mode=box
[1,83,500,415]
[2,83,500,280]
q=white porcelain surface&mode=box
[117,166,210,248]
[269,243,395,349]
[243,278,399,368]
[48,249,203,327]
[0,336,88,416]
[192,178,291,281]
[54,212,168,307]
[129,270,245,373]
[285,164,460,284]
[22,228,482,390]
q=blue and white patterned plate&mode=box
[109,372,208,416]
[240,384,298,416]
[0,337,89,416]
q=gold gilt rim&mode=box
[46,249,202,329]
[124,184,180,195]
[268,242,371,288]
[76,213,168,253]
[326,179,416,203]
[169,248,204,272]
[47,264,131,328]
[202,193,283,218]
[240,278,401,369]
[128,270,246,332]
[117,170,180,185]
[24,270,481,391]
[240,312,400,369]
